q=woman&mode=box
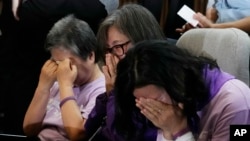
[115,40,250,140]
[23,15,106,141]
[97,3,165,93]
[177,0,250,34]
[84,4,166,141]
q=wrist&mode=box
[59,96,76,108]
[58,81,73,88]
[59,86,74,99]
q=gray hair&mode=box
[97,4,165,52]
[45,14,100,63]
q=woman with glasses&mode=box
[84,4,166,141]
[97,3,166,93]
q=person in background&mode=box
[23,15,105,141]
[84,4,166,141]
[115,40,250,140]
[176,0,250,34]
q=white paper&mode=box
[177,5,199,27]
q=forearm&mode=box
[212,17,250,33]
[59,86,86,141]
[23,86,50,136]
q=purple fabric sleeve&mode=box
[84,92,108,138]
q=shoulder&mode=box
[209,79,250,112]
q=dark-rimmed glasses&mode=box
[105,40,130,56]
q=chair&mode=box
[176,28,250,86]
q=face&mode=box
[106,25,132,59]
[50,46,94,86]
[133,84,172,104]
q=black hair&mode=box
[114,40,218,139]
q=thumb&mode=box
[71,64,77,73]
[102,66,111,79]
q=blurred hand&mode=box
[38,60,58,90]
[194,12,214,28]
[56,58,77,87]
[136,98,188,139]
[176,12,215,34]
[102,53,119,95]
[176,22,195,34]
[206,8,218,22]
[12,0,21,21]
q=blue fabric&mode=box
[214,0,250,23]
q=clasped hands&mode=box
[38,58,77,90]
[136,98,188,140]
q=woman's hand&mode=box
[193,12,214,28]
[102,53,119,95]
[56,58,77,87]
[176,22,195,34]
[136,98,188,139]
[38,59,58,90]
[176,12,215,34]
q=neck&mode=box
[88,64,103,82]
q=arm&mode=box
[194,13,250,34]
[23,60,57,136]
[211,16,250,33]
[56,58,85,141]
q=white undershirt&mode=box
[157,130,195,141]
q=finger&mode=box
[135,99,145,110]
[109,54,117,76]
[60,58,71,68]
[147,99,167,109]
[71,64,77,74]
[141,108,159,122]
[105,54,114,75]
[139,98,160,114]
[44,60,57,69]
[175,28,184,33]
[139,98,163,111]
[113,55,119,65]
[102,65,111,79]
[197,22,204,28]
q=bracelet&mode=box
[59,96,76,108]
[172,128,190,140]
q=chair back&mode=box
[176,28,250,86]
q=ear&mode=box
[88,51,95,62]
[177,103,184,110]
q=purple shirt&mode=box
[85,67,250,141]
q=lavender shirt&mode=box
[38,75,105,141]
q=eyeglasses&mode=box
[106,40,130,56]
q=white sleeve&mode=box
[156,129,195,141]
